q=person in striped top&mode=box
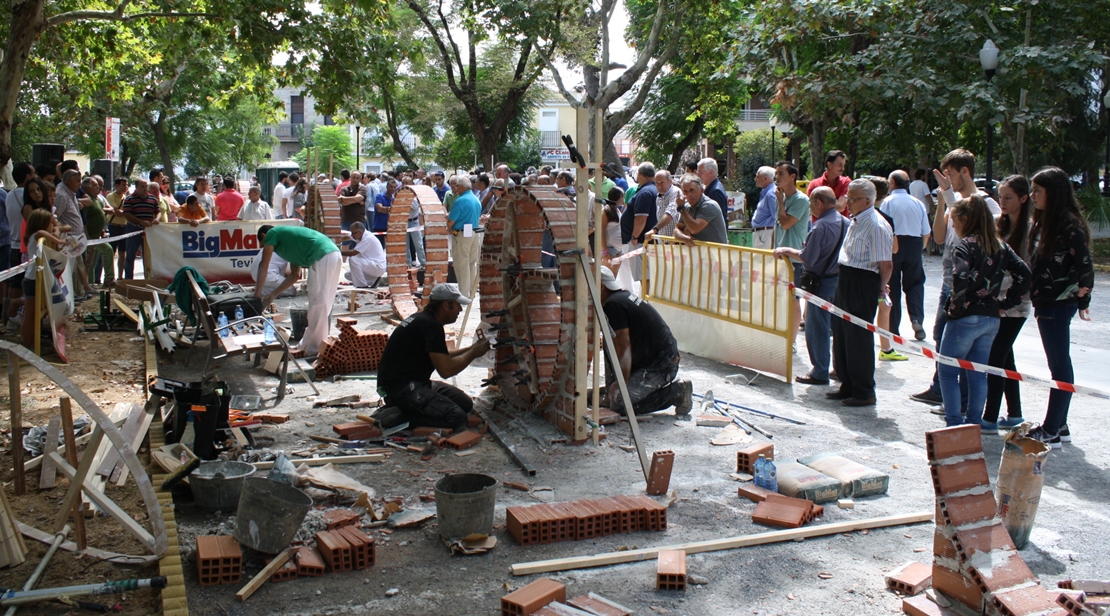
[121,179,160,279]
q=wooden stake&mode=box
[511,511,934,576]
[251,453,384,470]
[236,548,293,601]
[572,107,590,441]
[58,398,87,550]
[591,106,605,446]
[8,351,25,495]
[38,417,60,490]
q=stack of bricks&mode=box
[923,424,1068,616]
[315,529,375,573]
[387,185,449,320]
[478,187,592,438]
[195,535,242,586]
[751,493,825,529]
[506,494,666,546]
[313,186,343,242]
[313,317,389,378]
[331,420,382,441]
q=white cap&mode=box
[599,266,622,291]
[428,283,471,304]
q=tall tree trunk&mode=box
[382,88,419,169]
[0,0,48,169]
[150,112,175,185]
[808,119,826,178]
[667,116,705,174]
[846,110,861,179]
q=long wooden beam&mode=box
[511,511,934,576]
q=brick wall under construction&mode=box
[479,187,592,438]
[388,185,449,319]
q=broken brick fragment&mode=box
[886,561,933,596]
[322,508,360,531]
[500,578,567,616]
[445,430,482,450]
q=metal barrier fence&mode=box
[641,236,795,381]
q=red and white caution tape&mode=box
[87,229,144,246]
[610,245,647,265]
[790,282,1110,401]
[0,262,29,283]
[0,230,145,282]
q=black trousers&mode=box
[386,381,473,431]
[607,350,681,415]
[889,235,925,335]
[832,266,881,400]
[983,316,1026,422]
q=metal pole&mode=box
[3,526,70,616]
[770,126,776,162]
[986,122,994,196]
[355,126,361,170]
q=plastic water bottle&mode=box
[264,318,276,344]
[217,312,230,338]
[234,304,244,329]
[764,459,778,493]
[754,455,767,488]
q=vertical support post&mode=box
[8,351,25,495]
[572,108,591,441]
[591,108,606,446]
[58,397,87,550]
[328,153,334,181]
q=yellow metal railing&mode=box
[641,236,795,378]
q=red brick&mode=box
[992,584,1064,616]
[501,578,567,616]
[931,564,983,612]
[507,506,538,546]
[737,483,779,503]
[1057,591,1099,616]
[902,595,962,616]
[931,459,990,495]
[269,558,298,583]
[967,551,1036,594]
[255,413,289,424]
[323,508,360,530]
[934,530,960,561]
[294,546,325,577]
[736,443,774,474]
[886,561,933,596]
[941,491,999,528]
[315,530,353,573]
[656,549,687,591]
[445,430,482,450]
[413,426,452,437]
[926,425,984,461]
[196,535,242,586]
[646,450,675,496]
[953,522,1015,559]
[752,499,808,529]
[336,526,375,570]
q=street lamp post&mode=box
[1103,90,1110,195]
[980,40,999,196]
[355,126,361,169]
[769,116,777,162]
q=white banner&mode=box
[40,244,76,362]
[106,117,120,161]
[145,220,301,285]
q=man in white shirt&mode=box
[271,172,289,219]
[881,170,932,340]
[341,222,386,288]
[283,173,300,218]
[238,186,274,221]
[909,169,933,212]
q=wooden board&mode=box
[8,352,25,495]
[97,404,144,477]
[112,403,157,486]
[236,548,293,601]
[510,512,934,576]
[112,297,139,323]
[251,453,385,470]
[38,417,62,490]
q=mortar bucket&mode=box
[234,476,313,553]
[290,308,309,341]
[189,461,255,512]
[433,473,498,541]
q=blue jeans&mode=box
[938,315,999,427]
[1036,303,1077,434]
[929,285,968,406]
[804,275,838,380]
[124,223,144,279]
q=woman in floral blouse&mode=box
[1025,167,1095,448]
[938,194,1030,428]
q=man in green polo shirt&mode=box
[255,225,341,356]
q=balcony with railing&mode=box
[262,123,302,140]
[539,131,562,148]
[739,108,771,122]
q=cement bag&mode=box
[996,429,1050,550]
[798,453,890,498]
[775,461,842,503]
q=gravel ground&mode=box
[164,254,1110,615]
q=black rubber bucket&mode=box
[433,473,498,541]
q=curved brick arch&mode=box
[388,185,449,319]
[479,186,589,436]
[309,184,342,239]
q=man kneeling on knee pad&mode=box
[375,283,491,431]
[600,267,693,416]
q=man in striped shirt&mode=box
[826,178,893,407]
[121,179,161,279]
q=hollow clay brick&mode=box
[567,594,633,616]
[646,450,675,496]
[446,430,483,450]
[886,561,933,596]
[315,530,353,573]
[931,564,983,613]
[269,559,298,583]
[195,535,242,586]
[934,530,960,561]
[991,584,1067,616]
[323,508,360,531]
[968,551,1036,594]
[413,426,452,437]
[752,499,808,529]
[931,459,991,495]
[940,491,999,528]
[656,550,687,591]
[501,578,567,616]
[336,526,375,570]
[294,546,325,577]
[925,424,984,462]
[902,595,962,616]
[953,522,1016,559]
[737,484,779,503]
[736,443,774,474]
[1057,591,1099,616]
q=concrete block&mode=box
[646,450,675,496]
[501,578,567,616]
[656,550,687,592]
[886,561,933,596]
[195,535,242,586]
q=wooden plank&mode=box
[48,451,156,548]
[58,398,87,550]
[112,403,157,486]
[38,417,61,489]
[97,404,144,477]
[9,351,25,495]
[236,548,293,601]
[0,484,27,567]
[510,512,935,576]
[251,453,385,470]
[112,297,139,323]
[83,403,130,512]
[54,398,98,545]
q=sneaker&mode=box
[912,321,927,341]
[998,416,1025,429]
[672,380,693,416]
[1027,426,1062,450]
[930,406,946,416]
[879,349,909,361]
[911,389,943,404]
[980,421,999,435]
[1058,424,1072,442]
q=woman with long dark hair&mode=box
[982,175,1033,433]
[937,194,1030,427]
[1026,167,1094,447]
[604,186,624,272]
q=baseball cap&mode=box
[599,266,622,291]
[603,162,624,178]
[429,283,471,304]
